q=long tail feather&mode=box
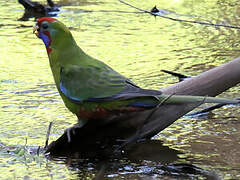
[158,94,240,104]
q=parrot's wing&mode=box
[60,65,162,103]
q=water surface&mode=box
[1,0,240,179]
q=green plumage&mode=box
[35,17,239,125]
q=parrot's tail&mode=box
[158,94,240,105]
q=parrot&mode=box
[33,17,239,141]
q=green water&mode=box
[1,0,240,179]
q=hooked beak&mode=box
[33,25,40,37]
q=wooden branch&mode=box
[137,57,240,139]
[18,0,59,21]
[46,57,240,156]
[161,57,240,95]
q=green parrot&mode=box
[34,17,238,132]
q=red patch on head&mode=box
[37,17,57,25]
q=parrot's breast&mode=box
[76,105,146,120]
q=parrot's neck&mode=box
[49,34,90,64]
[47,35,91,90]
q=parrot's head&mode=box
[34,17,74,54]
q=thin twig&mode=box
[81,9,143,14]
[116,93,175,151]
[44,122,53,149]
[119,0,149,13]
[143,93,176,125]
[119,0,240,30]
[37,146,41,156]
[187,97,240,116]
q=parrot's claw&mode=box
[65,126,77,143]
[65,121,86,143]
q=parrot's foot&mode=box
[65,126,76,143]
[65,122,85,143]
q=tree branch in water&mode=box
[119,0,240,30]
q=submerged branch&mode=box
[44,122,53,149]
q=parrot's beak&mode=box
[33,25,40,38]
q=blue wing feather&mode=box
[59,66,162,108]
[60,81,83,102]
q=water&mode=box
[1,0,240,179]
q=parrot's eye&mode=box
[42,24,48,30]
